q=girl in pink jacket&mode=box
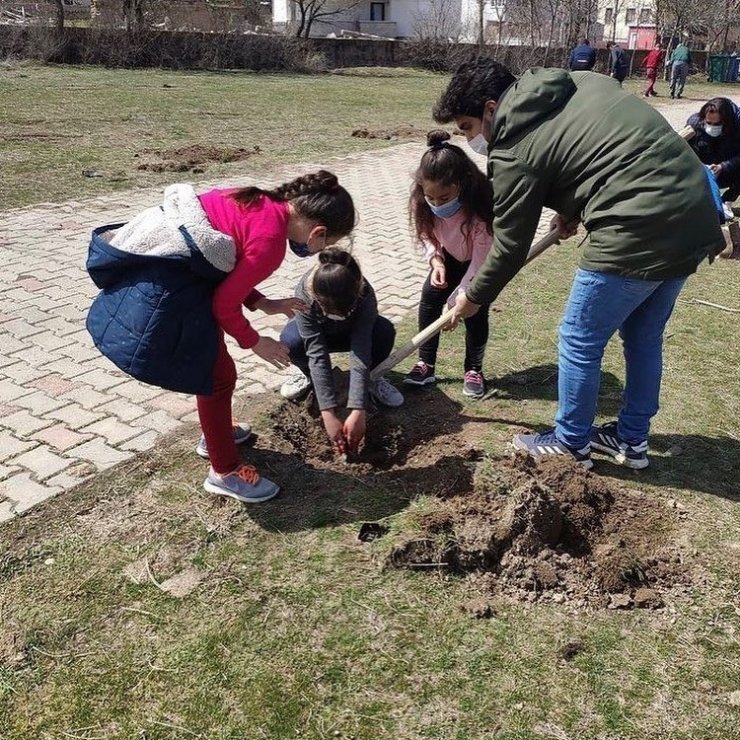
[404,130,494,399]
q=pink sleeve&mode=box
[422,236,442,264]
[448,221,493,305]
[212,237,285,348]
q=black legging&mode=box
[417,250,490,372]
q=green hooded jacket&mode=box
[466,69,724,306]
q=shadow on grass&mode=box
[597,432,740,502]
[481,362,624,416]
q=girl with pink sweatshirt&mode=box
[404,130,494,399]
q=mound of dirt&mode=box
[259,370,691,610]
[135,144,260,173]
[351,125,427,141]
[386,453,690,610]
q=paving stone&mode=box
[29,374,81,396]
[0,501,15,523]
[129,409,181,435]
[60,386,111,410]
[1,410,54,436]
[11,445,72,481]
[119,430,161,452]
[47,404,104,429]
[1,473,62,514]
[0,378,31,403]
[145,394,196,419]
[13,390,68,415]
[81,418,141,445]
[97,397,148,423]
[32,424,91,452]
[67,439,134,471]
[0,432,38,462]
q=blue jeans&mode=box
[555,269,686,449]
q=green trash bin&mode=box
[709,55,732,82]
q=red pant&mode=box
[196,333,239,474]
[644,67,657,95]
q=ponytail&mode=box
[232,170,357,239]
[409,129,494,251]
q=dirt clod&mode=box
[385,453,689,610]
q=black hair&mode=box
[582,38,590,45]
[433,58,517,123]
[311,248,363,317]
[699,97,737,134]
[409,130,493,251]
[231,170,356,239]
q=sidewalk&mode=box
[0,102,696,521]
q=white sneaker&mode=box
[280,371,311,400]
[370,377,404,407]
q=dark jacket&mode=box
[466,69,725,306]
[687,106,740,176]
[294,271,378,411]
[86,224,229,395]
[609,45,628,79]
[568,43,596,71]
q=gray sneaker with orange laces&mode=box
[204,463,280,503]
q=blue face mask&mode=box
[425,196,462,220]
[288,239,311,258]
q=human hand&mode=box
[446,291,481,331]
[343,409,367,452]
[430,264,447,289]
[550,213,580,239]
[322,409,347,455]
[252,336,291,369]
[255,296,308,318]
[709,163,723,178]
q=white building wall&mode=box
[273,0,289,24]
[598,0,656,44]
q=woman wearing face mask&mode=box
[687,97,740,204]
[279,248,404,456]
[403,129,495,399]
[87,170,356,504]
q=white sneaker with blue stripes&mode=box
[512,430,593,470]
[590,421,649,469]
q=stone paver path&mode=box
[0,101,697,521]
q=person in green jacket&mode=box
[435,59,724,470]
[668,42,691,98]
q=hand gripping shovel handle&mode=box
[370,226,561,381]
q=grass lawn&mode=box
[1,62,739,739]
[1,238,739,739]
[0,64,447,209]
[1,62,738,210]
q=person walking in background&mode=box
[433,59,724,470]
[669,41,691,98]
[568,39,596,71]
[279,249,403,456]
[606,42,628,85]
[687,97,740,204]
[404,130,494,400]
[642,44,664,97]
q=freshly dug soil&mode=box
[386,453,688,610]
[351,125,427,141]
[135,144,260,173]
[262,371,691,611]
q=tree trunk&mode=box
[53,0,64,32]
[478,0,484,47]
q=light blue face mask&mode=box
[425,196,462,219]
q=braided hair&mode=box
[231,170,356,239]
[311,247,364,317]
[409,130,493,251]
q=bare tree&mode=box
[52,0,64,32]
[290,0,361,38]
[412,0,462,42]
